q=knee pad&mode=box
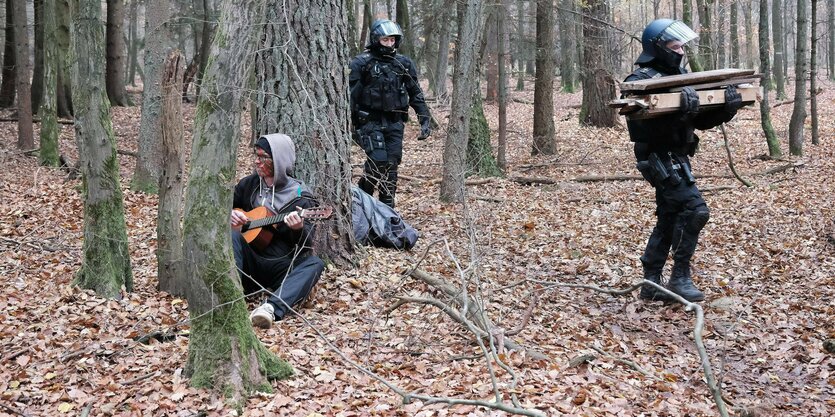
[686,207,710,233]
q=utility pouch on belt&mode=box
[647,153,670,183]
[677,157,696,185]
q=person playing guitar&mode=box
[229,133,325,329]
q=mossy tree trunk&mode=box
[532,0,555,155]
[182,0,292,407]
[134,0,177,193]
[40,0,60,167]
[758,0,781,157]
[72,0,133,298]
[440,0,484,203]
[252,0,355,267]
[682,0,704,72]
[105,0,130,106]
[788,0,808,156]
[466,93,501,177]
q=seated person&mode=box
[229,133,324,328]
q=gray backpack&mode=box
[351,186,418,250]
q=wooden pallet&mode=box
[610,85,762,119]
[618,68,756,93]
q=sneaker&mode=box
[249,303,275,329]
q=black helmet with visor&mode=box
[635,19,698,72]
[368,19,403,50]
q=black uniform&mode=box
[626,65,739,302]
[349,46,431,208]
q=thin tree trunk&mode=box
[788,0,808,156]
[697,0,715,70]
[558,0,577,92]
[441,0,484,202]
[182,0,292,405]
[56,0,73,118]
[718,0,727,67]
[742,0,755,69]
[828,0,834,80]
[515,0,525,90]
[532,0,555,155]
[134,0,176,193]
[395,0,412,57]
[683,0,704,71]
[157,51,187,296]
[773,0,788,98]
[32,0,45,114]
[195,0,215,98]
[484,6,498,103]
[433,5,451,100]
[72,0,133,299]
[0,0,16,108]
[810,0,818,145]
[730,0,739,68]
[105,0,130,106]
[758,0,781,157]
[13,0,33,149]
[253,0,355,267]
[40,0,60,167]
[421,0,440,92]
[497,0,508,171]
[126,0,138,86]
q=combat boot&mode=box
[639,268,672,301]
[667,263,705,302]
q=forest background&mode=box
[0,0,833,416]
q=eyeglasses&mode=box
[255,153,272,164]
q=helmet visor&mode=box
[375,20,403,38]
[657,21,698,45]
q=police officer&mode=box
[349,19,432,208]
[626,19,745,302]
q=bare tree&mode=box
[788,0,808,156]
[828,0,834,80]
[532,0,555,155]
[810,0,819,145]
[72,0,133,298]
[579,0,617,127]
[682,0,704,71]
[696,0,715,70]
[773,0,788,98]
[440,0,484,203]
[105,0,130,106]
[0,0,16,108]
[32,0,45,113]
[758,0,781,157]
[497,0,508,171]
[13,0,33,149]
[181,0,292,406]
[40,0,60,167]
[558,0,578,92]
[730,0,739,68]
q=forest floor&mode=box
[1,78,834,417]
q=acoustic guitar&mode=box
[235,206,333,250]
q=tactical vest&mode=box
[359,57,410,112]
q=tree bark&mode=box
[157,51,187,296]
[531,0,555,155]
[682,0,704,71]
[40,0,60,167]
[253,0,355,267]
[558,0,577,92]
[13,0,34,149]
[195,0,215,97]
[134,0,177,193]
[433,5,452,100]
[105,0,130,106]
[696,0,715,70]
[773,0,788,98]
[484,7,498,103]
[497,0,508,171]
[828,0,834,80]
[0,0,16,108]
[758,0,781,157]
[515,0,525,90]
[32,0,45,114]
[56,0,73,118]
[730,0,739,68]
[126,0,139,86]
[810,0,819,145]
[788,0,808,156]
[395,0,413,57]
[72,0,133,299]
[440,0,484,202]
[467,93,501,177]
[579,0,616,127]
[182,0,292,406]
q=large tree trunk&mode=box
[810,0,819,145]
[72,0,133,299]
[742,0,755,69]
[788,0,808,156]
[682,0,704,71]
[440,0,484,203]
[105,0,130,106]
[773,0,787,98]
[395,0,413,57]
[13,0,33,149]
[134,0,176,193]
[40,0,60,167]
[531,0,555,155]
[56,0,73,118]
[182,0,292,404]
[696,0,715,70]
[579,0,616,127]
[253,0,355,267]
[0,0,16,108]
[758,0,781,157]
[157,51,187,296]
[32,0,45,114]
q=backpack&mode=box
[351,186,418,250]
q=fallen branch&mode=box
[720,124,753,187]
[589,344,658,380]
[2,347,31,363]
[119,371,158,386]
[117,149,138,157]
[0,402,32,417]
[764,161,804,175]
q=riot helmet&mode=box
[635,19,698,71]
[368,19,403,53]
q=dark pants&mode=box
[640,155,710,277]
[232,231,324,319]
[357,119,404,208]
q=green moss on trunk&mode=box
[466,94,502,177]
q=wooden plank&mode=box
[667,76,762,92]
[622,86,762,119]
[619,69,756,93]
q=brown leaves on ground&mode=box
[1,80,834,416]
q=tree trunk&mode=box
[440,0,484,203]
[359,0,371,51]
[497,0,508,171]
[730,0,739,68]
[32,0,45,114]
[134,0,176,193]
[40,0,60,167]
[433,4,452,99]
[579,0,616,127]
[484,6,498,103]
[758,0,781,157]
[421,0,441,92]
[253,0,355,267]
[0,0,16,108]
[395,0,413,57]
[558,0,577,92]
[515,0,525,90]
[105,0,130,106]
[531,0,555,155]
[697,0,715,70]
[466,93,501,177]
[157,51,187,296]
[56,0,73,118]
[788,0,808,156]
[195,0,215,97]
[773,0,788,98]
[742,0,755,69]
[717,0,727,67]
[13,0,33,149]
[72,0,133,299]
[126,0,138,86]
[810,0,818,145]
[182,0,292,406]
[682,0,704,71]
[828,0,834,80]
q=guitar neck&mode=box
[247,211,293,230]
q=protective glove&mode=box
[418,120,431,140]
[724,84,744,114]
[679,86,700,121]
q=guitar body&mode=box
[234,205,333,251]
[238,206,275,251]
